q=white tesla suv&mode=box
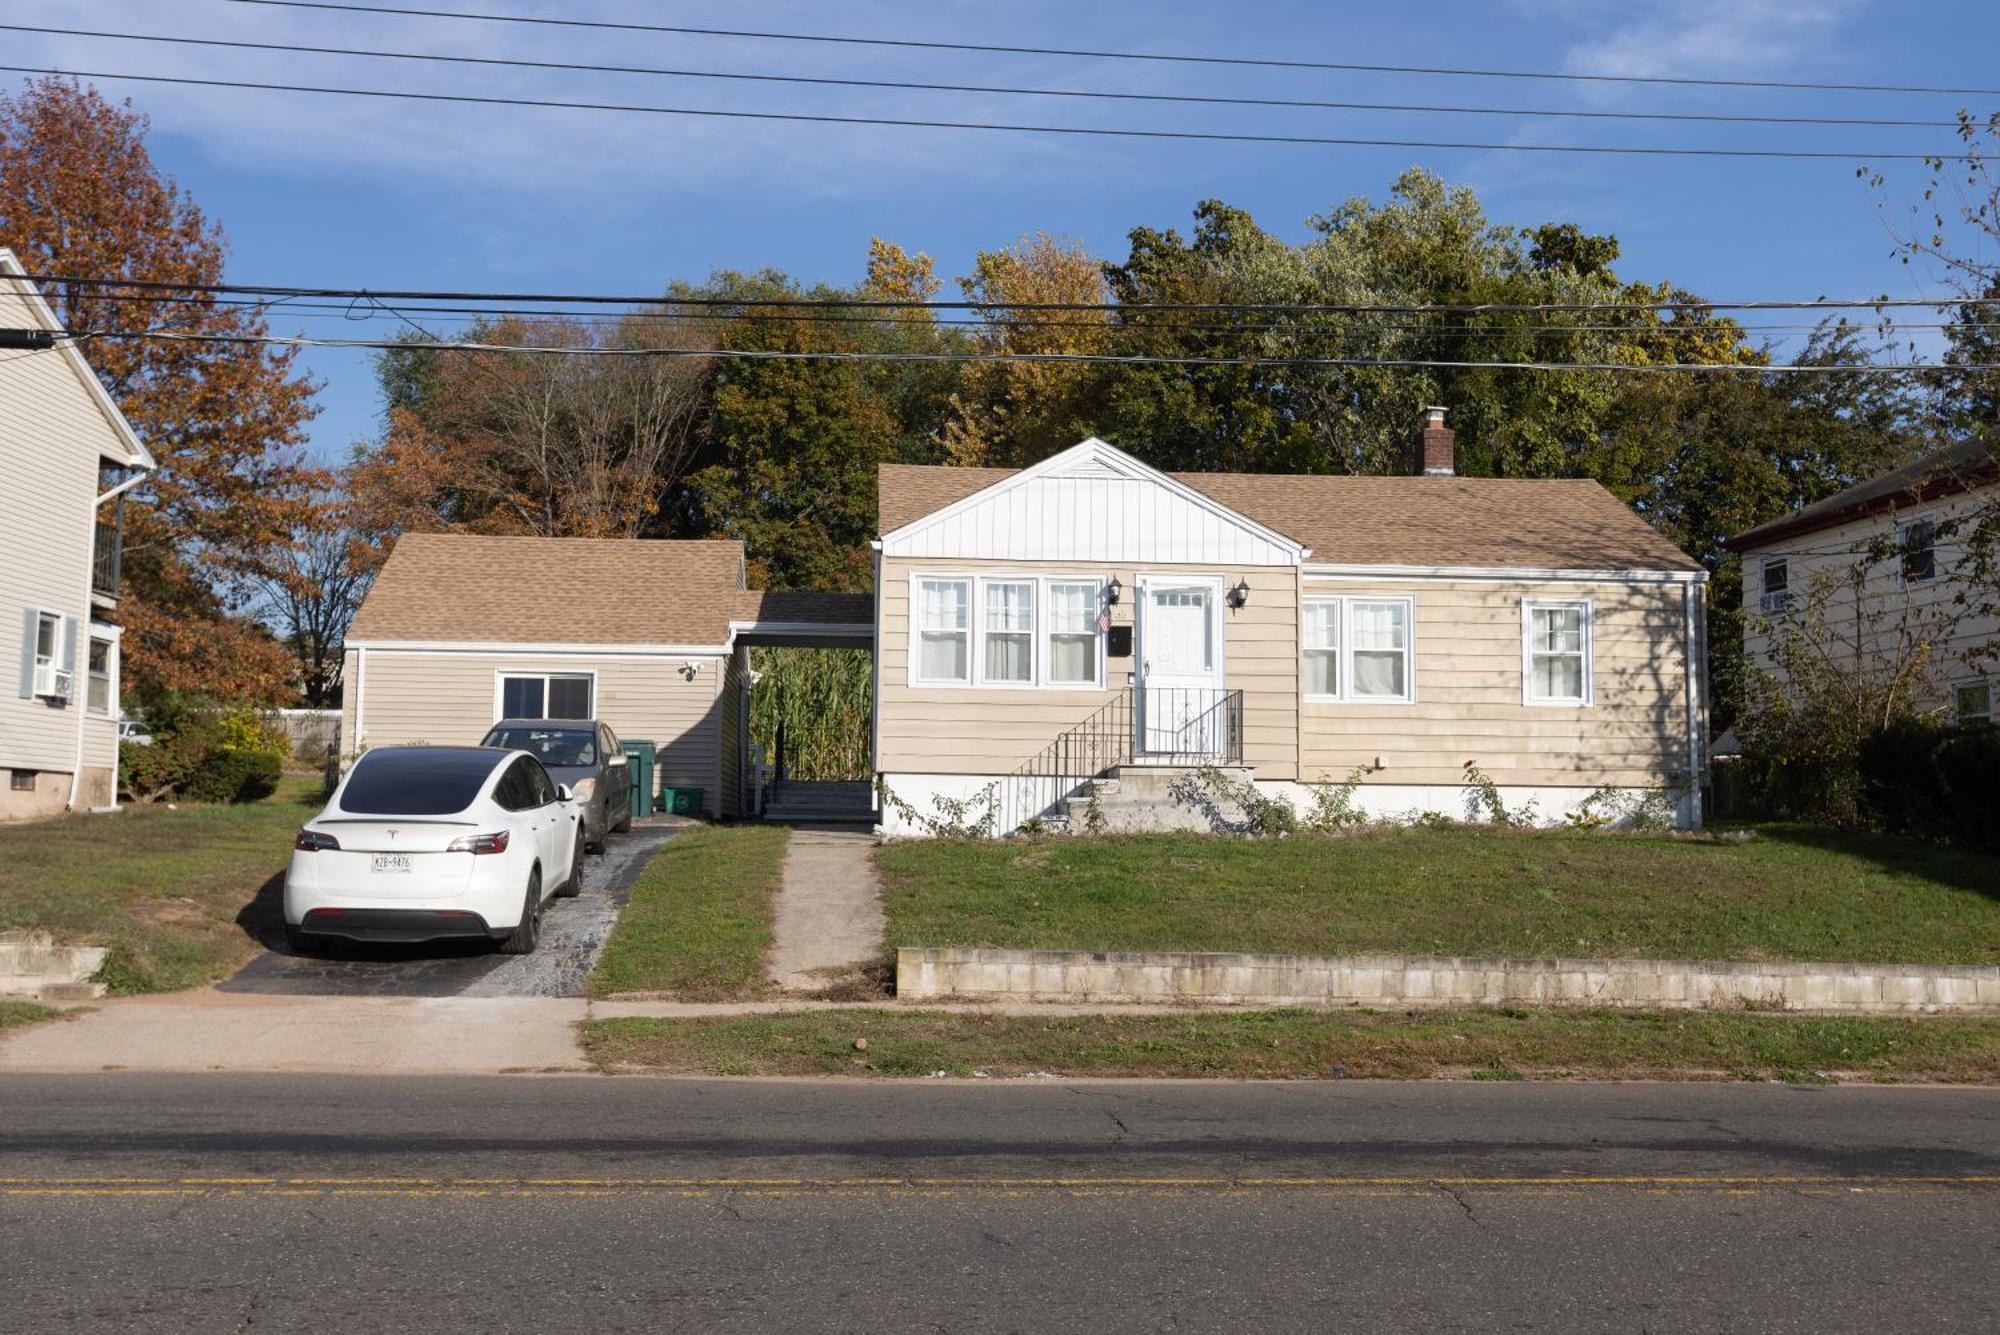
[284,746,585,956]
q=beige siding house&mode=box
[0,251,155,821]
[1726,438,1998,725]
[874,420,1709,833]
[341,534,870,817]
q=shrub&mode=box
[118,697,288,805]
[1857,718,2000,852]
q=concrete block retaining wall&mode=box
[897,947,2000,1015]
[0,930,108,1001]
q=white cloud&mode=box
[1558,0,1865,84]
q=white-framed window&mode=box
[28,610,61,698]
[981,579,1034,685]
[914,577,972,684]
[86,634,115,718]
[1046,580,1103,686]
[1300,596,1415,704]
[1523,599,1593,706]
[1759,557,1790,613]
[1955,678,1993,727]
[1899,516,1937,584]
[1349,599,1412,701]
[907,573,1106,690]
[1302,598,1339,698]
[497,671,594,721]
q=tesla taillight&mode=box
[294,829,340,852]
[446,831,510,855]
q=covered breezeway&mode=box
[729,592,875,824]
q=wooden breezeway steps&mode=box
[763,780,878,825]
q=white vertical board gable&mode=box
[881,438,1303,566]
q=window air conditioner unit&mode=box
[1758,591,1791,614]
[34,665,73,701]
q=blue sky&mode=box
[9,0,1998,462]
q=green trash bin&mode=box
[620,740,656,822]
[663,786,705,817]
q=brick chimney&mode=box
[1417,405,1455,476]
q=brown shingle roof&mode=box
[878,463,1702,572]
[1724,437,1999,552]
[736,590,874,625]
[350,534,748,646]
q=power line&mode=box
[0,64,1971,162]
[48,326,2000,374]
[15,268,2000,316]
[1,23,1968,131]
[223,0,2000,98]
[37,288,1979,341]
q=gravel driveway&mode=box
[219,824,680,999]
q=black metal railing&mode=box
[91,520,123,599]
[989,685,1243,834]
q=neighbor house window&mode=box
[981,579,1034,684]
[1900,517,1936,583]
[8,770,33,792]
[498,672,593,720]
[1524,600,1593,706]
[1046,581,1101,686]
[28,610,60,697]
[915,577,971,683]
[1759,558,1789,613]
[1348,600,1412,702]
[86,635,114,717]
[1955,679,1993,727]
[1302,599,1339,698]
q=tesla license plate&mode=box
[371,853,413,874]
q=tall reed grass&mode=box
[750,647,872,780]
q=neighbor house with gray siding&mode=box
[0,250,155,821]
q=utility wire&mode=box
[223,0,2000,98]
[0,24,1968,131]
[36,288,1980,340]
[0,64,1971,162]
[14,269,1999,315]
[49,326,2000,374]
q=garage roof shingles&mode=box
[350,534,749,646]
[878,463,1701,572]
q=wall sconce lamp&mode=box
[1105,576,1123,605]
[1226,579,1251,609]
[679,660,701,681]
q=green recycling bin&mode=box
[620,740,656,822]
[663,786,705,817]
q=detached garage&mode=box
[340,533,870,818]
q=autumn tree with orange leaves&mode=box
[0,77,322,704]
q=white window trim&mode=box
[976,576,1036,688]
[85,631,118,719]
[1897,513,1938,587]
[1299,595,1416,705]
[28,609,65,700]
[491,668,598,722]
[1952,676,1993,725]
[1522,597,1595,708]
[905,571,1107,691]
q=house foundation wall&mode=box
[875,771,1693,837]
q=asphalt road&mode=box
[217,824,678,998]
[3,1075,1996,1332]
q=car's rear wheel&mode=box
[555,828,585,898]
[282,923,319,955]
[498,868,543,955]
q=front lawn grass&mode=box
[582,1007,2000,1083]
[0,776,323,993]
[876,825,2000,964]
[0,1001,66,1032]
[587,823,790,1000]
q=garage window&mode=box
[499,672,593,721]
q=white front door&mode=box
[1138,578,1225,756]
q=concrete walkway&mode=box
[767,825,887,993]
